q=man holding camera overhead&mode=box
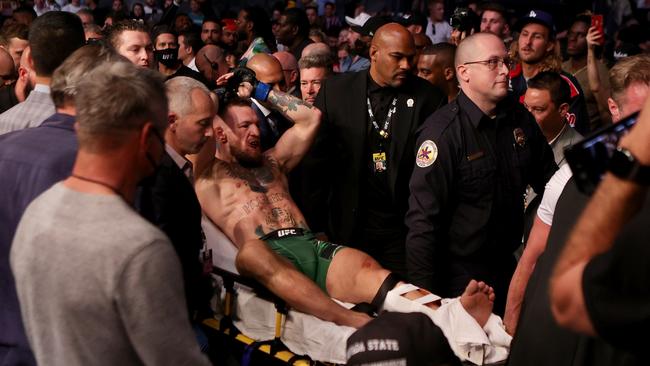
[405,32,557,316]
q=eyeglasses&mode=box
[463,57,515,71]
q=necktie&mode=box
[183,161,194,185]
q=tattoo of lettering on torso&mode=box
[241,192,291,215]
[220,156,277,193]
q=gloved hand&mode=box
[226,67,271,101]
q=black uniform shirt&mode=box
[405,91,557,295]
[362,77,401,236]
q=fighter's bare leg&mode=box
[327,248,496,327]
[459,280,495,327]
[325,248,392,304]
[235,239,371,328]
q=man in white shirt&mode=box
[425,0,452,44]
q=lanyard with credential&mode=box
[366,96,397,139]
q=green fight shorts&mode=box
[260,228,345,294]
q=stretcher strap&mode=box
[350,302,377,317]
[370,272,402,309]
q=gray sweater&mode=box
[11,183,210,366]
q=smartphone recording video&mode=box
[591,14,604,45]
[564,112,639,194]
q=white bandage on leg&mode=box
[380,283,440,319]
[379,284,512,365]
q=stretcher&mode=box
[201,216,511,365]
[201,216,354,365]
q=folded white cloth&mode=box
[212,283,355,364]
[381,284,511,365]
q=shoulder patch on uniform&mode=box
[416,140,438,168]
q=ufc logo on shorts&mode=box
[277,229,297,237]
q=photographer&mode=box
[449,7,480,46]
[550,93,650,355]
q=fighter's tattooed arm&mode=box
[266,90,322,173]
[268,91,314,113]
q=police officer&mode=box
[405,32,557,315]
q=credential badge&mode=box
[513,127,527,147]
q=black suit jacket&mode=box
[300,70,446,245]
[136,152,212,320]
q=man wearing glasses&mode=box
[406,32,557,316]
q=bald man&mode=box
[246,53,292,150]
[195,44,229,88]
[406,32,557,315]
[301,42,331,58]
[299,23,446,276]
[417,43,459,101]
[272,51,298,95]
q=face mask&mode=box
[154,48,179,68]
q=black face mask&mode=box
[154,48,179,68]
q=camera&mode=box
[449,7,480,33]
[565,112,639,194]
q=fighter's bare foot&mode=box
[459,279,494,327]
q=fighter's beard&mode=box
[231,145,264,168]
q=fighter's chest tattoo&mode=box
[218,158,278,193]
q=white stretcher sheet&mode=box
[202,216,511,365]
[202,216,355,364]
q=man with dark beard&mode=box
[340,15,389,73]
[152,26,206,85]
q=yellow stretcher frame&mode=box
[202,266,341,366]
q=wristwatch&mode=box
[608,147,650,185]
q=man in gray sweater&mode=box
[10,60,210,366]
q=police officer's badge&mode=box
[416,140,437,168]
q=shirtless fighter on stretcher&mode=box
[196,67,510,362]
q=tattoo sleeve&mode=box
[267,90,316,124]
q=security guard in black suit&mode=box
[298,23,446,277]
[405,33,557,315]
